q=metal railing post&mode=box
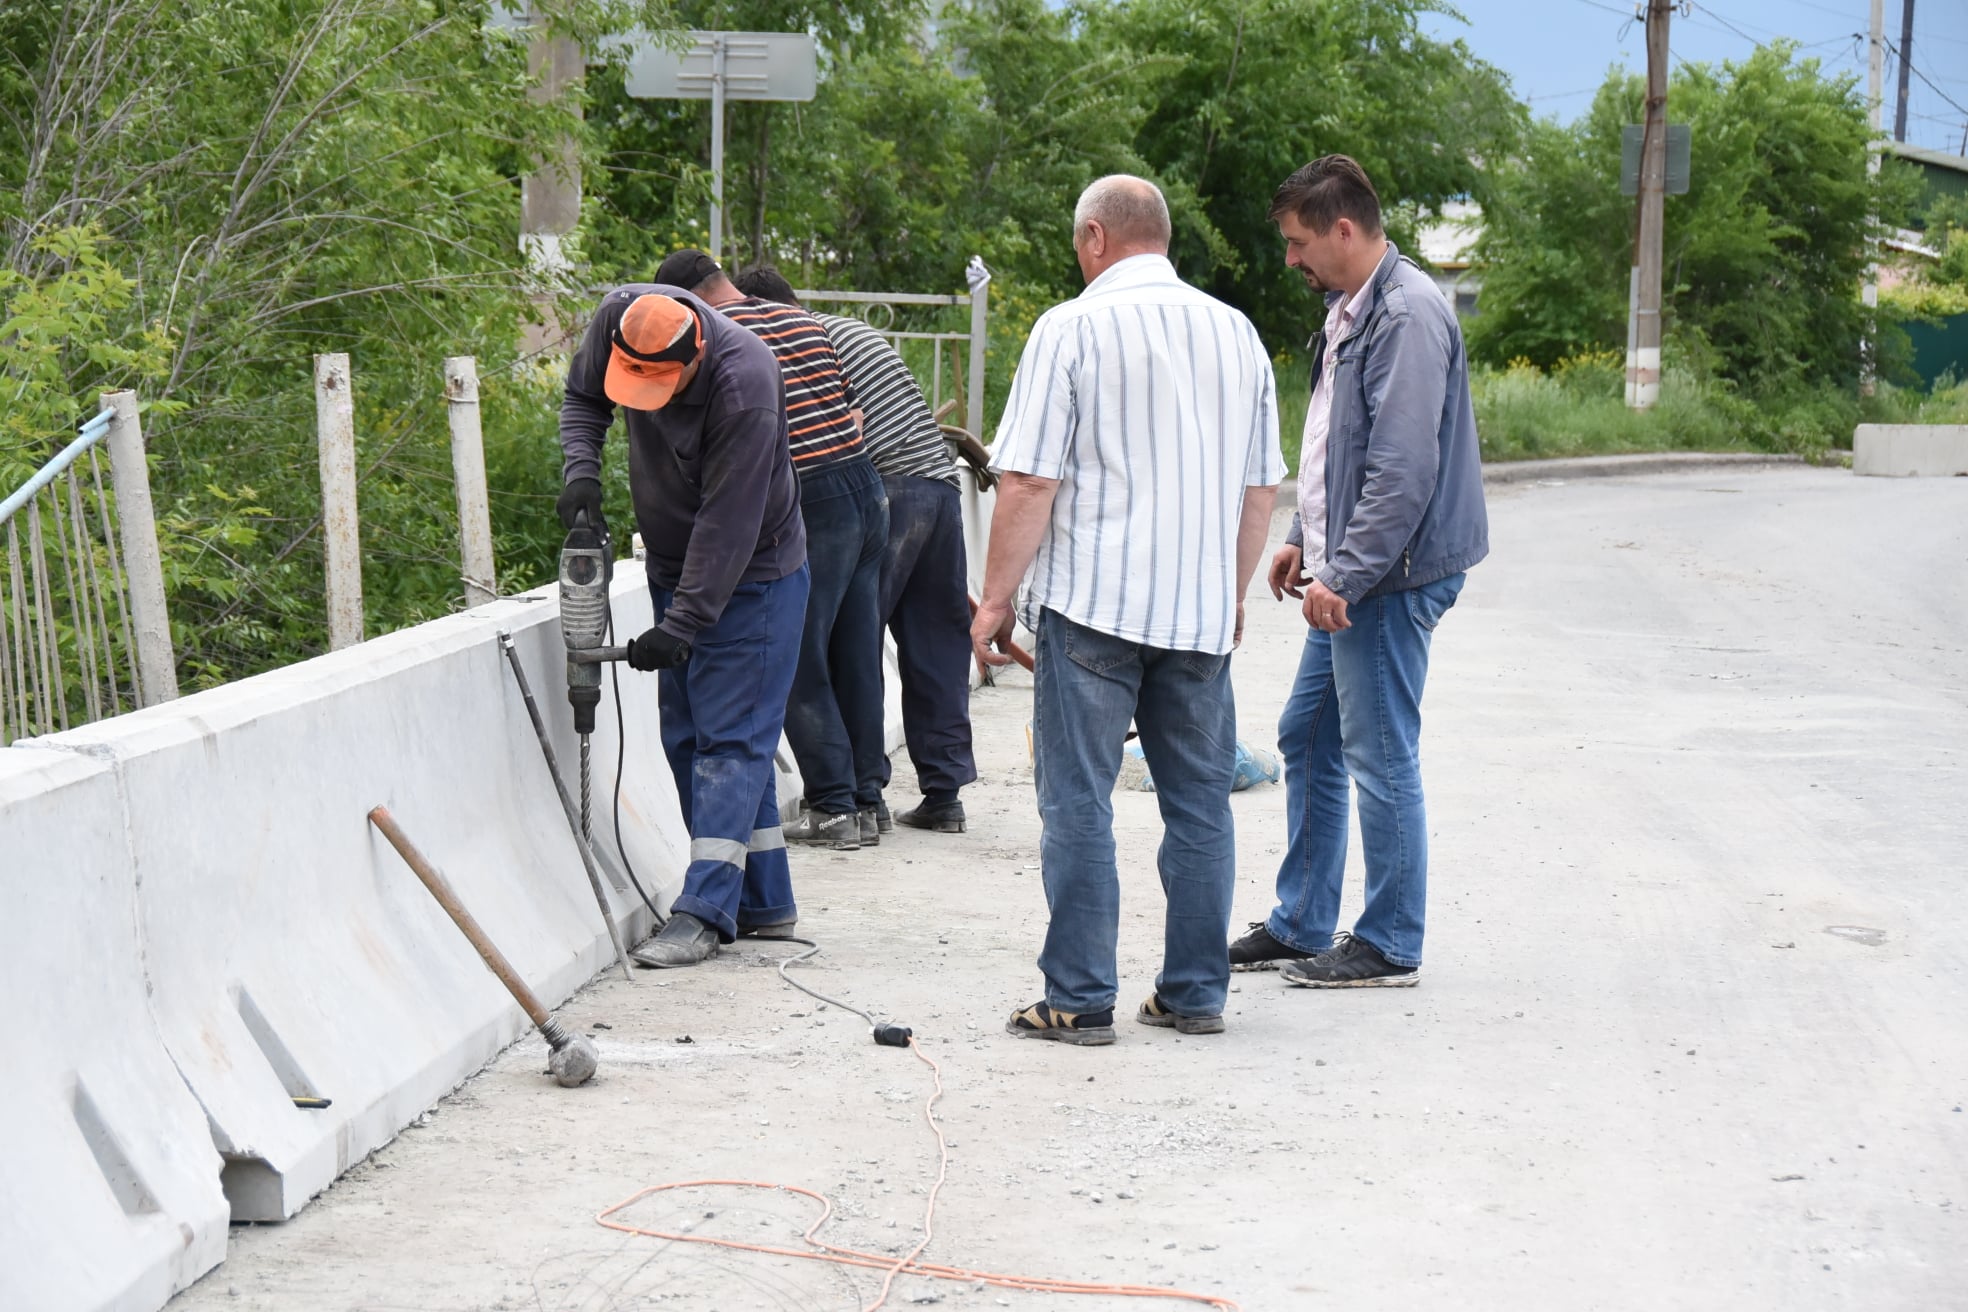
[965,256,991,441]
[314,353,364,649]
[444,357,497,608]
[102,390,178,705]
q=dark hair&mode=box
[654,248,723,291]
[1269,155,1383,236]
[732,265,799,306]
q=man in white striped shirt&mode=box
[975,174,1284,1046]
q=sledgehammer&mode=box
[367,806,599,1088]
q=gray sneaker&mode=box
[858,807,881,846]
[785,810,860,850]
[631,912,719,968]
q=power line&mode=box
[1885,35,1968,119]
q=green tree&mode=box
[1099,0,1522,345]
[1469,43,1911,388]
[1,0,597,683]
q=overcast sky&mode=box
[1420,0,1968,156]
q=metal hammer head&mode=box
[540,1017,598,1087]
[549,1034,599,1087]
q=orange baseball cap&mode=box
[604,293,703,410]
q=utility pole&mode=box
[1893,0,1915,144]
[1864,0,1885,393]
[520,1,583,355]
[1625,0,1670,412]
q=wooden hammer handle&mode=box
[368,806,551,1030]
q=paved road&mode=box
[172,466,1967,1310]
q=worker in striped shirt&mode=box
[656,249,889,853]
[732,265,977,835]
[976,176,1285,1046]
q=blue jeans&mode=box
[784,459,889,815]
[1032,610,1237,1019]
[653,566,809,940]
[1267,573,1465,968]
[877,475,976,800]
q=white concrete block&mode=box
[1852,423,1968,477]
[0,747,229,1312]
[44,581,682,1225]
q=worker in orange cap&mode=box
[558,284,810,968]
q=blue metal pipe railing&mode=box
[0,408,116,527]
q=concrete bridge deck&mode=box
[166,466,1967,1310]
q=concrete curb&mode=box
[1479,451,1805,484]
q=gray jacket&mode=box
[1287,242,1488,603]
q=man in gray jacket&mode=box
[1230,155,1488,988]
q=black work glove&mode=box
[625,625,692,672]
[556,477,605,534]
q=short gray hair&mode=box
[1073,174,1171,250]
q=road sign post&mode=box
[622,31,818,263]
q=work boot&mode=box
[736,920,798,939]
[874,798,894,833]
[784,809,860,850]
[631,912,719,969]
[898,798,967,833]
[858,808,881,846]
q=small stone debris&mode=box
[590,1020,612,1030]
[1772,943,1796,950]
[1772,1174,1805,1183]
[676,1035,694,1044]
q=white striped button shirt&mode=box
[990,254,1284,656]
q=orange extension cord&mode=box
[595,1036,1239,1311]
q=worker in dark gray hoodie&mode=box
[558,284,810,968]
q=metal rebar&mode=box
[26,498,64,732]
[6,522,30,736]
[495,631,634,983]
[71,468,121,717]
[0,550,12,744]
[88,447,141,709]
[51,473,101,723]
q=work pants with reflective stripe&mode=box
[652,565,809,940]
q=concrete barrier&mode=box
[0,747,229,1312]
[1853,424,1968,476]
[41,580,677,1226]
[4,555,911,1308]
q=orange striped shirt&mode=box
[719,298,865,474]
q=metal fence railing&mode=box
[796,255,991,440]
[1,393,176,745]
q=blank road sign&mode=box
[1621,124,1692,196]
[625,31,818,102]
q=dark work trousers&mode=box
[783,457,889,816]
[876,474,977,800]
[652,565,809,940]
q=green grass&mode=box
[1273,351,1968,472]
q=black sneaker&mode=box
[874,798,894,833]
[1280,933,1419,988]
[1229,921,1317,972]
[1005,1000,1116,1046]
[858,808,881,846]
[784,810,860,850]
[898,799,966,833]
[1136,994,1225,1035]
